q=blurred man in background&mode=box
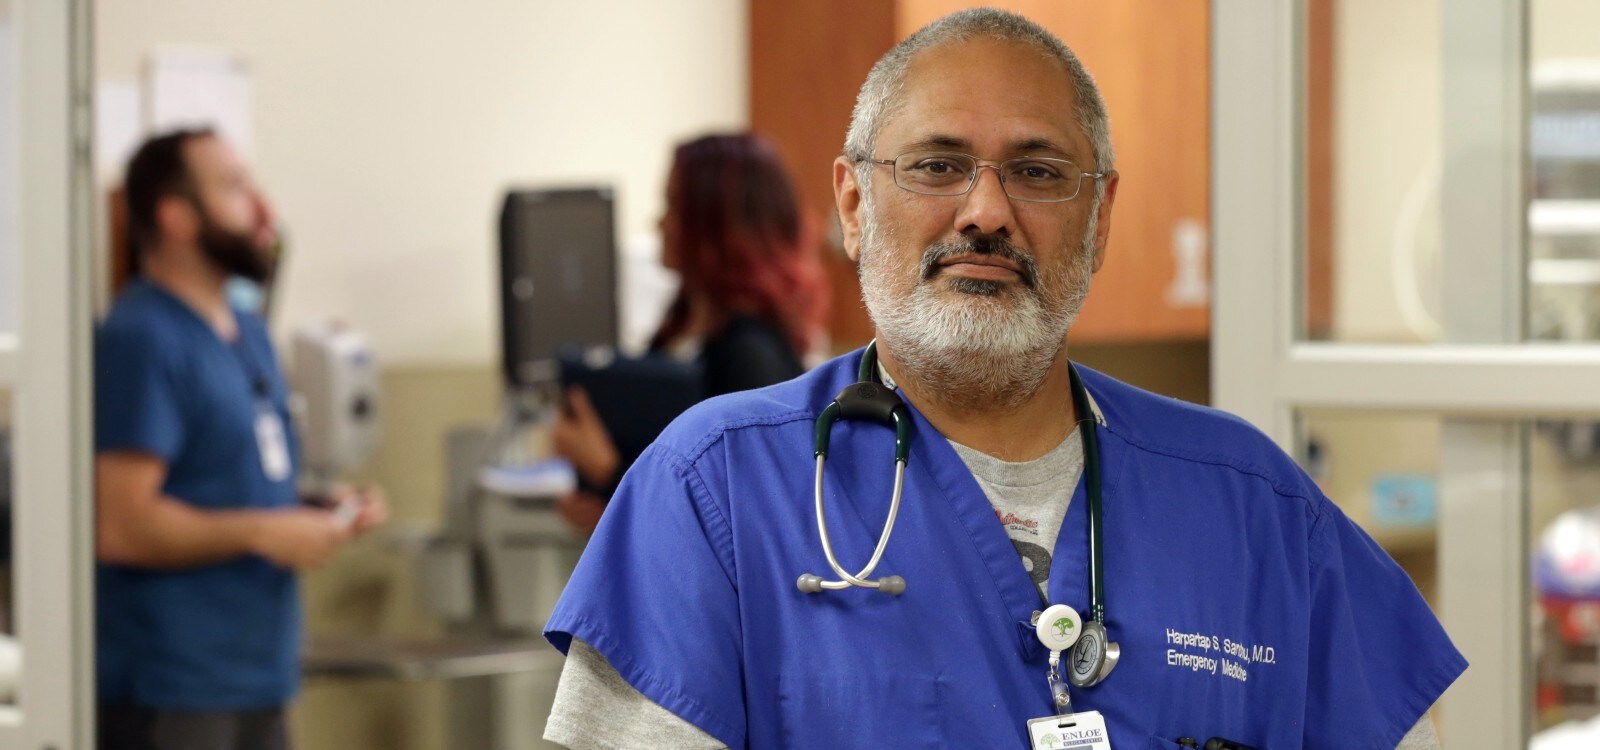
[94,129,387,750]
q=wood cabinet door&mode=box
[750,0,898,350]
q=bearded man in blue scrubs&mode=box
[544,9,1465,749]
[95,129,388,750]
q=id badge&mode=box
[1027,710,1112,750]
[254,404,293,482]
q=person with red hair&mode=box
[553,133,828,532]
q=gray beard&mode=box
[857,194,1098,410]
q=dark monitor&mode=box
[499,188,618,387]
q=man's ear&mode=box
[1090,171,1119,273]
[833,156,864,263]
[154,195,200,245]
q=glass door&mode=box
[1216,0,1600,747]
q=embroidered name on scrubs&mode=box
[1163,627,1279,683]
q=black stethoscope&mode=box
[796,341,1120,688]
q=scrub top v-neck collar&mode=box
[886,362,1110,661]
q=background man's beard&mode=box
[199,215,273,284]
[857,196,1098,409]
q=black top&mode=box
[587,314,804,499]
[699,314,805,398]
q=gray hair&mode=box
[843,8,1115,183]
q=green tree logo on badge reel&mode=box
[1037,603,1122,689]
[1036,603,1083,653]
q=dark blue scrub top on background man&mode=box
[95,279,301,711]
[546,350,1467,750]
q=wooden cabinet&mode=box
[749,0,898,349]
[751,0,1212,348]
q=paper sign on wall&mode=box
[1370,473,1437,527]
[147,49,253,158]
[95,81,143,184]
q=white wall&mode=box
[0,0,16,337]
[1533,0,1600,60]
[95,0,748,365]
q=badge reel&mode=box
[1028,604,1118,750]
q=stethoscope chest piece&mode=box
[1066,620,1120,688]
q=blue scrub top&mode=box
[95,279,302,711]
[546,349,1466,749]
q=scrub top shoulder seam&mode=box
[640,443,740,582]
[1097,421,1324,523]
[673,407,815,464]
[1305,493,1352,569]
[1077,367,1319,504]
[100,304,188,368]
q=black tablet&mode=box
[557,347,705,471]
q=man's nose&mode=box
[251,193,273,223]
[954,166,1016,238]
[251,193,278,245]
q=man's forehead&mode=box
[184,137,245,178]
[896,131,1081,159]
[881,38,1085,156]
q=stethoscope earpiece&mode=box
[796,573,907,596]
[801,342,914,597]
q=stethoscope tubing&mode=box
[1070,365,1108,625]
[810,455,907,590]
[803,344,1120,687]
[800,343,1109,624]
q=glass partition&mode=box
[1528,0,1600,343]
[1300,407,1600,745]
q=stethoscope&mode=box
[796,341,1120,689]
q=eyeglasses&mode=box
[864,151,1106,203]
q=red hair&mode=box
[651,134,828,355]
